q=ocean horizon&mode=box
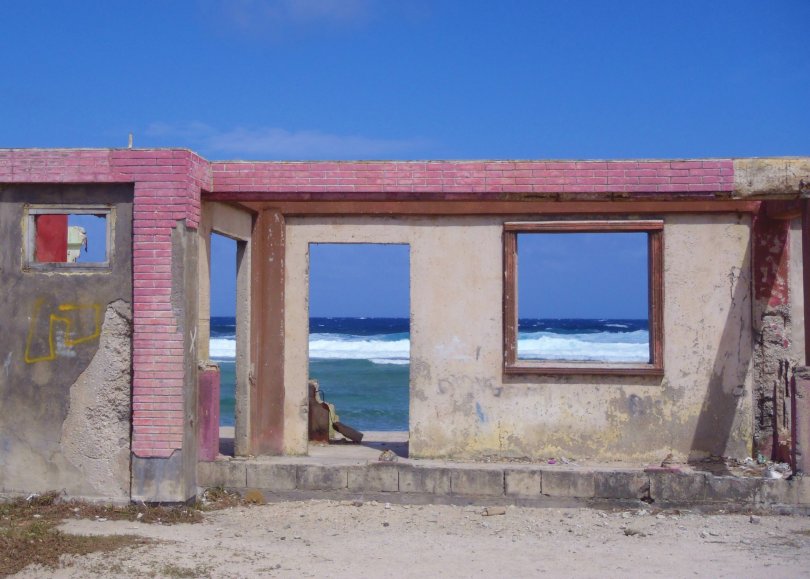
[210,316,649,429]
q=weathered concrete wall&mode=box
[285,214,753,462]
[0,184,133,500]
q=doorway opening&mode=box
[308,243,410,457]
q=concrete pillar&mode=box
[250,209,285,455]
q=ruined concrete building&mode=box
[1,150,809,503]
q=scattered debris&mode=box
[750,515,761,524]
[483,507,507,517]
[244,489,266,504]
[379,449,398,462]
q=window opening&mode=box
[503,220,663,375]
[208,233,238,453]
[308,243,410,449]
[25,205,112,269]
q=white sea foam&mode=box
[210,330,650,364]
[210,337,237,359]
[517,330,649,362]
[309,334,410,361]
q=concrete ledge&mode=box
[348,464,399,492]
[399,465,451,494]
[450,468,504,496]
[246,463,297,492]
[594,471,649,500]
[504,469,542,498]
[197,460,247,489]
[543,470,595,498]
[195,459,810,513]
[297,465,348,491]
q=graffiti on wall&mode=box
[24,299,102,363]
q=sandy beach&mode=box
[13,500,810,578]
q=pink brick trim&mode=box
[208,159,735,199]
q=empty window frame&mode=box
[503,220,664,376]
[23,205,113,270]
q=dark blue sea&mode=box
[209,317,648,430]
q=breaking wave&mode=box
[210,329,649,364]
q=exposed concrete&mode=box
[285,215,753,463]
[132,451,193,503]
[60,300,132,500]
[734,158,810,198]
[751,207,798,461]
[0,184,133,500]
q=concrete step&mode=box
[197,457,810,513]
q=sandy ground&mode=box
[14,500,810,578]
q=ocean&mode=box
[209,317,649,430]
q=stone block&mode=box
[796,476,810,505]
[296,465,348,490]
[758,479,799,506]
[504,469,542,498]
[197,461,246,489]
[594,471,649,500]
[451,468,504,497]
[398,465,451,494]
[542,470,595,498]
[704,475,761,503]
[246,463,297,491]
[649,472,707,503]
[348,465,399,492]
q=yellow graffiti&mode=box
[24,299,102,363]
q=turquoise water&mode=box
[211,316,647,431]
[215,358,409,431]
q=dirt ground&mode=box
[13,500,810,578]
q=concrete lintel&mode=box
[734,158,810,198]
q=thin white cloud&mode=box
[145,122,430,159]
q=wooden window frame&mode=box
[503,219,664,376]
[22,204,115,272]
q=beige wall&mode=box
[284,214,753,462]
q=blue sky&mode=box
[3,1,809,317]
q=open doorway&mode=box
[308,243,410,456]
[209,232,237,452]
